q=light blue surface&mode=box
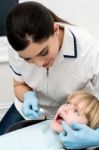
[0,120,63,150]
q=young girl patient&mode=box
[49,90,99,150]
[51,91,99,133]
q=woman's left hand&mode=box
[59,121,99,149]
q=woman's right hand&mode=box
[22,91,40,119]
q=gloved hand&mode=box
[59,121,99,149]
[22,91,40,119]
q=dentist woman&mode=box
[0,1,99,149]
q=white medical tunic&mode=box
[8,23,99,119]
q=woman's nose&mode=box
[34,58,45,67]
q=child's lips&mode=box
[56,119,62,124]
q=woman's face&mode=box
[51,98,88,133]
[18,29,60,68]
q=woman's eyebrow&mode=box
[19,55,31,61]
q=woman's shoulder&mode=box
[58,22,98,46]
[67,24,98,45]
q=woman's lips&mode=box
[43,61,50,67]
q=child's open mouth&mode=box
[55,113,64,124]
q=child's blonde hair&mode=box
[67,91,99,129]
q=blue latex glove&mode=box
[59,121,99,149]
[22,91,40,119]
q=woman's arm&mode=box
[14,79,32,102]
[14,79,40,119]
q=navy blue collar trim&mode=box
[9,65,22,76]
[63,30,77,58]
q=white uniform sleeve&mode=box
[91,71,99,100]
[90,40,99,99]
[8,47,24,82]
[81,34,99,100]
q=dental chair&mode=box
[0,120,63,150]
[5,119,45,133]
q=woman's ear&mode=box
[54,23,60,35]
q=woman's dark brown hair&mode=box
[6,1,70,51]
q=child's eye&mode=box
[74,108,79,115]
[66,101,70,104]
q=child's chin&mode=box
[50,123,63,133]
[54,128,63,133]
[51,121,73,133]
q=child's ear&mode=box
[53,23,60,35]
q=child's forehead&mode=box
[68,95,82,102]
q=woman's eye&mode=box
[40,49,48,56]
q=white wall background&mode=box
[0,0,99,119]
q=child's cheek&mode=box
[63,115,77,126]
